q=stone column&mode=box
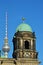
[31,39,33,50]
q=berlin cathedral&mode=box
[0,13,40,65]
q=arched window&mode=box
[25,41,29,49]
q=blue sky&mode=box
[0,0,43,65]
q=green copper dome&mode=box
[16,23,32,32]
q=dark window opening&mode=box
[25,41,29,49]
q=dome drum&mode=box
[14,31,36,38]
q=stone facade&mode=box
[0,58,40,65]
[0,58,15,65]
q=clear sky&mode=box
[0,0,43,65]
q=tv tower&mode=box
[2,12,10,58]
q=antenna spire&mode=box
[6,12,8,38]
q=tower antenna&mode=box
[6,11,8,38]
[2,12,10,58]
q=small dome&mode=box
[16,23,32,32]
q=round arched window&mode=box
[25,41,29,49]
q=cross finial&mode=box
[22,17,25,23]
